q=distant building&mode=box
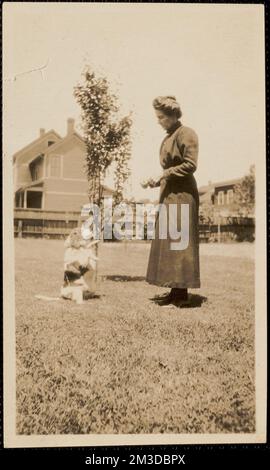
[13,118,113,212]
[199,178,244,218]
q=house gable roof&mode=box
[199,178,243,195]
[13,130,62,163]
[214,178,242,189]
[46,131,86,155]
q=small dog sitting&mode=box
[60,227,99,304]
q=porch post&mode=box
[23,191,27,209]
[18,220,23,238]
[218,216,221,243]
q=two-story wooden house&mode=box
[199,178,242,218]
[13,118,113,212]
[198,177,255,242]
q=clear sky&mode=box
[3,3,265,201]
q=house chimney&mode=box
[40,128,45,137]
[67,118,75,135]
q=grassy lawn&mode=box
[15,239,255,434]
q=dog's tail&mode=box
[35,294,61,301]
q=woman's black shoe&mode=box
[171,288,188,301]
[150,291,172,302]
[155,288,188,306]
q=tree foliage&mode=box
[234,165,255,216]
[199,202,215,225]
[74,68,132,206]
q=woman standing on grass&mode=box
[142,96,200,306]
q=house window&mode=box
[31,164,42,181]
[217,191,224,205]
[50,155,61,177]
[29,155,44,181]
[27,191,43,209]
[227,189,234,204]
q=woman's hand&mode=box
[141,179,150,189]
[148,177,160,188]
[141,174,164,188]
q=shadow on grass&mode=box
[83,293,101,300]
[183,294,208,308]
[102,275,146,282]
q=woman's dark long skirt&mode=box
[146,174,200,289]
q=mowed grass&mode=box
[15,239,255,434]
